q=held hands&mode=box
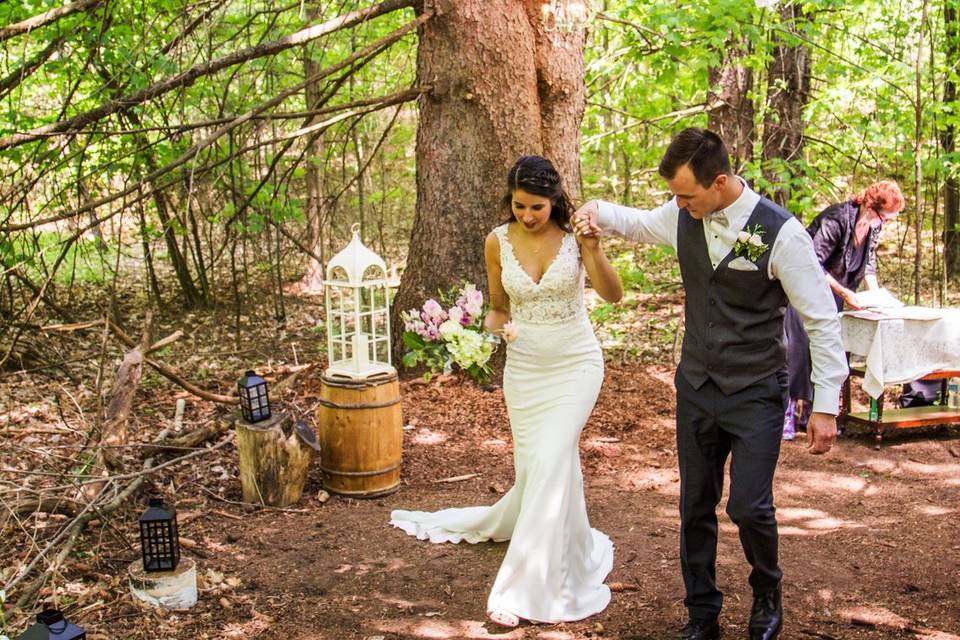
[806,412,837,454]
[571,201,603,249]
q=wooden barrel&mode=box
[317,372,402,497]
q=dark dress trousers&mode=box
[675,198,792,620]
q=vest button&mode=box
[708,321,715,328]
[706,342,714,350]
[709,298,716,306]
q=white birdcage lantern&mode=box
[324,224,394,381]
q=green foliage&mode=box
[610,245,679,292]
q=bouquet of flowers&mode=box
[400,283,501,384]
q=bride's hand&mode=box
[571,202,602,246]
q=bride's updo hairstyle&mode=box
[500,155,574,232]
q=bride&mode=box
[390,155,623,627]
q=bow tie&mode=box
[705,210,728,226]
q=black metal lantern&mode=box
[139,496,180,573]
[16,609,86,640]
[238,370,271,423]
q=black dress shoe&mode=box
[679,616,720,640]
[749,587,782,640]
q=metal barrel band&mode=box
[320,373,397,389]
[319,462,401,477]
[317,397,400,410]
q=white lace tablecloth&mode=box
[840,307,960,398]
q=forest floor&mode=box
[2,289,960,640]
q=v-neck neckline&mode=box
[504,225,568,287]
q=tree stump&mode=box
[128,557,197,610]
[234,412,314,507]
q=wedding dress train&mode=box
[390,224,613,623]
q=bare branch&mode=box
[0,0,418,151]
[0,36,64,99]
[0,13,431,233]
[0,0,103,42]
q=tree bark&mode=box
[762,4,812,209]
[394,0,585,360]
[945,1,960,279]
[707,38,754,170]
[300,28,329,293]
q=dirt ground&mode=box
[3,292,960,640]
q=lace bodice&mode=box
[494,224,587,325]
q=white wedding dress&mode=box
[390,224,614,623]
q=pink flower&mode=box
[464,290,483,317]
[422,298,446,324]
[448,306,464,325]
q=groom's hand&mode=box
[572,201,600,237]
[806,412,837,454]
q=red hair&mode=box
[853,180,905,214]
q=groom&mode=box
[574,128,848,640]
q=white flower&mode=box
[748,234,764,246]
[501,321,520,343]
[738,231,751,243]
[438,319,464,340]
[754,0,777,9]
[448,306,464,325]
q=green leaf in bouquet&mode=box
[403,331,426,349]
[402,351,419,368]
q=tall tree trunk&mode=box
[761,4,811,209]
[914,0,930,303]
[394,0,585,360]
[299,8,328,293]
[707,39,754,170]
[945,1,960,279]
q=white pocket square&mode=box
[728,256,759,271]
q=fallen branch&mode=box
[108,320,235,404]
[434,473,480,484]
[3,424,236,612]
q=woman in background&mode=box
[783,180,905,438]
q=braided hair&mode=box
[499,155,574,232]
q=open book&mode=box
[853,287,903,309]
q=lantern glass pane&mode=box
[362,265,385,282]
[330,266,349,283]
[375,337,389,362]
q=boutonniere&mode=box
[733,224,769,261]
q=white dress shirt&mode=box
[596,180,848,415]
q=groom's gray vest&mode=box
[677,198,792,395]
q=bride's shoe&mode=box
[487,609,520,628]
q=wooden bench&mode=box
[840,365,960,448]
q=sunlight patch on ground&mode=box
[413,428,448,445]
[913,629,960,640]
[777,507,866,532]
[915,504,955,516]
[838,605,910,630]
[898,460,960,477]
[857,458,899,474]
[778,471,868,495]
[373,618,525,638]
[481,438,510,452]
[777,507,829,521]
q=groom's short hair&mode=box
[659,128,732,188]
